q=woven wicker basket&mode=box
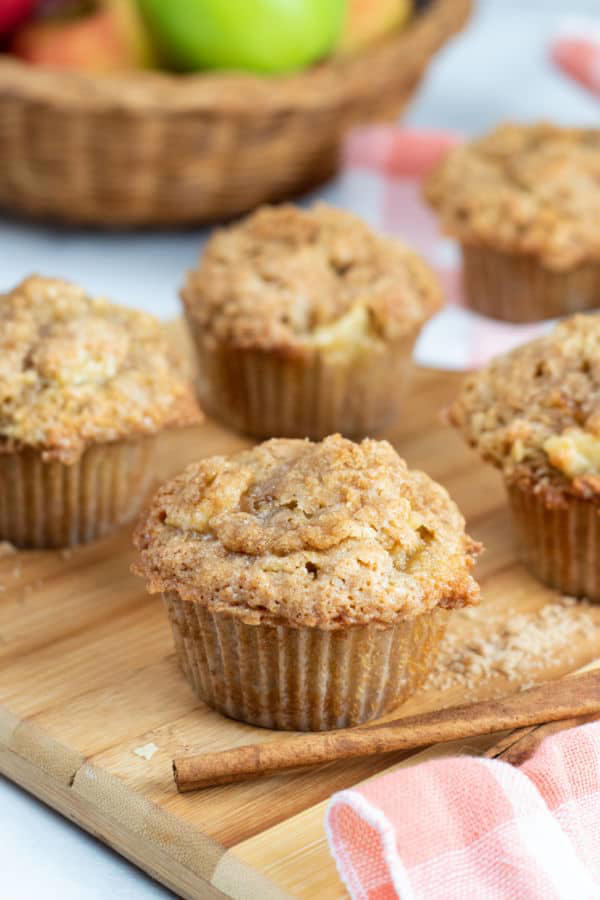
[0,0,470,227]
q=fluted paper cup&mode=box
[186,317,417,440]
[507,479,600,600]
[164,589,448,731]
[0,437,157,549]
[462,245,600,323]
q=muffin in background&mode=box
[133,434,480,731]
[425,123,600,323]
[0,276,202,548]
[181,203,441,440]
[450,314,600,599]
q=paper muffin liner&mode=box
[163,590,448,731]
[507,480,600,601]
[186,317,416,440]
[462,245,600,324]
[0,438,157,549]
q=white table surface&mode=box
[1,1,598,897]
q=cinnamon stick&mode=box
[485,713,600,766]
[173,669,600,792]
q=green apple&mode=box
[138,0,346,74]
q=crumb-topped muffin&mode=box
[182,203,441,440]
[0,275,201,547]
[133,434,480,730]
[450,314,600,598]
[425,123,600,322]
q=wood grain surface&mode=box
[1,352,599,899]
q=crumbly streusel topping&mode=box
[425,123,600,270]
[133,434,480,628]
[181,204,441,353]
[0,276,202,463]
[450,315,600,500]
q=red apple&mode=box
[0,0,38,37]
[10,0,156,72]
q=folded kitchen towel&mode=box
[552,19,600,98]
[341,124,552,371]
[340,22,599,371]
[326,721,600,900]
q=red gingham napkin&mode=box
[326,722,600,900]
[341,125,552,371]
[552,19,600,97]
[339,20,600,373]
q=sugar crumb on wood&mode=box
[426,596,598,694]
[133,742,158,761]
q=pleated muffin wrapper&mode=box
[0,437,157,549]
[507,479,600,601]
[163,589,448,731]
[461,245,600,324]
[186,316,418,440]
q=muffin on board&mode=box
[0,276,201,548]
[450,314,600,599]
[425,123,600,323]
[181,203,441,440]
[133,434,481,731]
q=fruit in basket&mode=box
[10,0,156,71]
[0,0,38,36]
[337,0,412,55]
[137,0,345,74]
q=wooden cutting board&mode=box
[2,356,600,899]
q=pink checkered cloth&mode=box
[326,722,600,899]
[552,20,600,97]
[341,125,552,370]
[342,22,600,372]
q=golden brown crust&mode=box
[425,123,600,271]
[0,276,202,463]
[450,315,600,504]
[181,203,441,354]
[133,434,480,629]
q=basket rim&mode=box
[0,0,471,113]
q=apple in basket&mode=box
[337,0,412,55]
[137,0,346,73]
[10,0,156,71]
[0,0,38,36]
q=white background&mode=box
[1,1,598,897]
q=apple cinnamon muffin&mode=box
[425,123,600,322]
[133,434,480,730]
[450,314,600,598]
[181,203,441,440]
[0,275,201,548]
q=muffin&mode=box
[0,276,202,548]
[133,434,480,731]
[425,123,600,323]
[450,314,600,599]
[181,203,441,440]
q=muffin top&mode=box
[133,434,480,629]
[450,315,600,502]
[181,203,441,354]
[0,276,202,463]
[425,123,600,270]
